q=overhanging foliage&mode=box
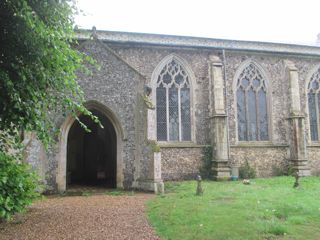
[0,0,96,146]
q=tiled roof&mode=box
[76,29,320,57]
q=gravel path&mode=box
[0,194,160,240]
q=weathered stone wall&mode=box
[26,39,146,191]
[24,36,320,192]
[24,134,59,192]
[160,147,203,180]
[308,147,320,175]
[110,44,320,177]
[23,134,48,186]
[230,146,289,177]
[74,40,146,189]
[111,45,216,145]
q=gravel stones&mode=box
[0,194,160,240]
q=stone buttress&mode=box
[285,60,310,176]
[208,55,231,179]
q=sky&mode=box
[75,0,320,45]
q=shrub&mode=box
[199,146,213,179]
[0,152,39,221]
[271,164,295,176]
[239,160,256,179]
[271,165,286,176]
[0,128,39,221]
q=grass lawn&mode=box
[146,177,320,240]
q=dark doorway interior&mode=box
[67,110,116,188]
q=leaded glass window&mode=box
[308,68,320,141]
[236,63,269,141]
[156,59,191,141]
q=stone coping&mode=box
[76,29,320,57]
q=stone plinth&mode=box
[288,116,310,176]
[211,114,231,180]
[134,152,164,193]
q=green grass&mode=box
[81,192,92,197]
[146,177,320,240]
[104,190,135,196]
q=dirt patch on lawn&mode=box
[0,193,160,240]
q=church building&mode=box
[25,29,320,192]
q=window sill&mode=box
[307,143,320,147]
[158,141,207,148]
[231,141,288,148]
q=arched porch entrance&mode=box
[56,101,125,192]
[67,110,116,188]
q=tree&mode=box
[0,0,95,146]
[0,0,95,220]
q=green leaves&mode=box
[0,0,94,147]
[0,1,97,220]
[0,1,91,221]
[0,149,39,221]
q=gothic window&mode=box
[156,59,191,141]
[236,63,269,141]
[308,68,320,141]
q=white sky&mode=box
[75,0,320,45]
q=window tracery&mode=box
[308,68,320,141]
[156,59,191,141]
[236,63,269,141]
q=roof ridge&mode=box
[76,29,320,57]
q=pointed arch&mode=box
[151,54,196,89]
[233,60,271,91]
[151,54,196,142]
[56,100,125,192]
[306,65,320,142]
[233,60,271,141]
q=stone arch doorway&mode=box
[56,101,125,192]
[67,110,116,188]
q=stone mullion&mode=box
[255,89,260,141]
[245,88,250,141]
[166,86,169,141]
[316,92,320,141]
[178,87,182,141]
